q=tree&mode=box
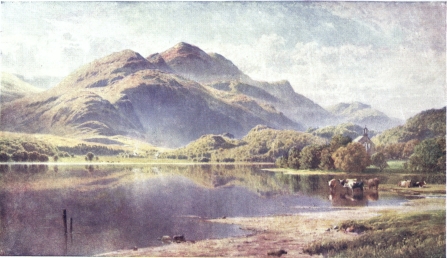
[371,152,388,171]
[330,134,352,152]
[383,142,405,160]
[332,142,371,172]
[275,156,288,168]
[11,151,24,162]
[0,152,10,162]
[86,152,95,161]
[402,139,420,159]
[38,154,49,162]
[408,137,445,172]
[28,151,39,162]
[319,147,335,170]
[299,145,322,169]
[287,147,300,169]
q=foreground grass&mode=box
[304,209,446,257]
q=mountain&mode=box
[0,49,299,147]
[327,102,403,131]
[150,42,333,128]
[1,72,43,103]
[373,107,446,146]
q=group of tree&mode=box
[276,134,372,173]
[58,143,121,156]
[0,137,58,157]
[0,151,50,162]
[376,139,420,160]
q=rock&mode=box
[333,225,339,230]
[267,249,287,256]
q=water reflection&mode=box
[0,164,443,256]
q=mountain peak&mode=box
[158,42,243,83]
[162,42,208,61]
[55,49,156,90]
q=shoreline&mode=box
[98,194,445,257]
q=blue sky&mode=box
[1,2,445,119]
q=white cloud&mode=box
[1,2,445,119]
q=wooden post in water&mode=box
[63,209,67,234]
[70,217,73,244]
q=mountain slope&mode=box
[327,102,403,131]
[1,72,43,103]
[0,49,299,147]
[373,107,446,145]
[149,42,332,128]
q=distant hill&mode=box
[0,48,299,147]
[373,107,446,146]
[14,74,62,90]
[1,72,43,103]
[327,102,403,131]
[308,123,378,140]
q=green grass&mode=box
[304,209,446,257]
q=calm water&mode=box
[0,164,444,255]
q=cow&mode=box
[159,235,172,243]
[328,178,350,197]
[413,181,427,188]
[328,178,339,194]
[398,180,413,188]
[267,249,287,257]
[340,179,364,195]
[366,178,380,190]
[173,235,186,243]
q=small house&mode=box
[353,126,375,155]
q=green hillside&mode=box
[373,107,446,146]
[160,125,325,162]
[307,123,378,140]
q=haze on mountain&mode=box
[0,72,43,103]
[0,42,414,148]
[327,102,404,132]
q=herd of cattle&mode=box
[329,177,427,193]
[328,177,426,206]
[397,179,427,188]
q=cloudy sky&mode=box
[1,1,445,119]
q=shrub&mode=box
[86,152,95,161]
[371,152,388,171]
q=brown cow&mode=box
[328,179,349,196]
[366,178,380,190]
[398,180,413,188]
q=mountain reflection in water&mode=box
[0,164,439,256]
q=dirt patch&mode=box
[98,195,445,257]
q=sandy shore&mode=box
[99,188,445,257]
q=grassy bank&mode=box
[304,207,446,257]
